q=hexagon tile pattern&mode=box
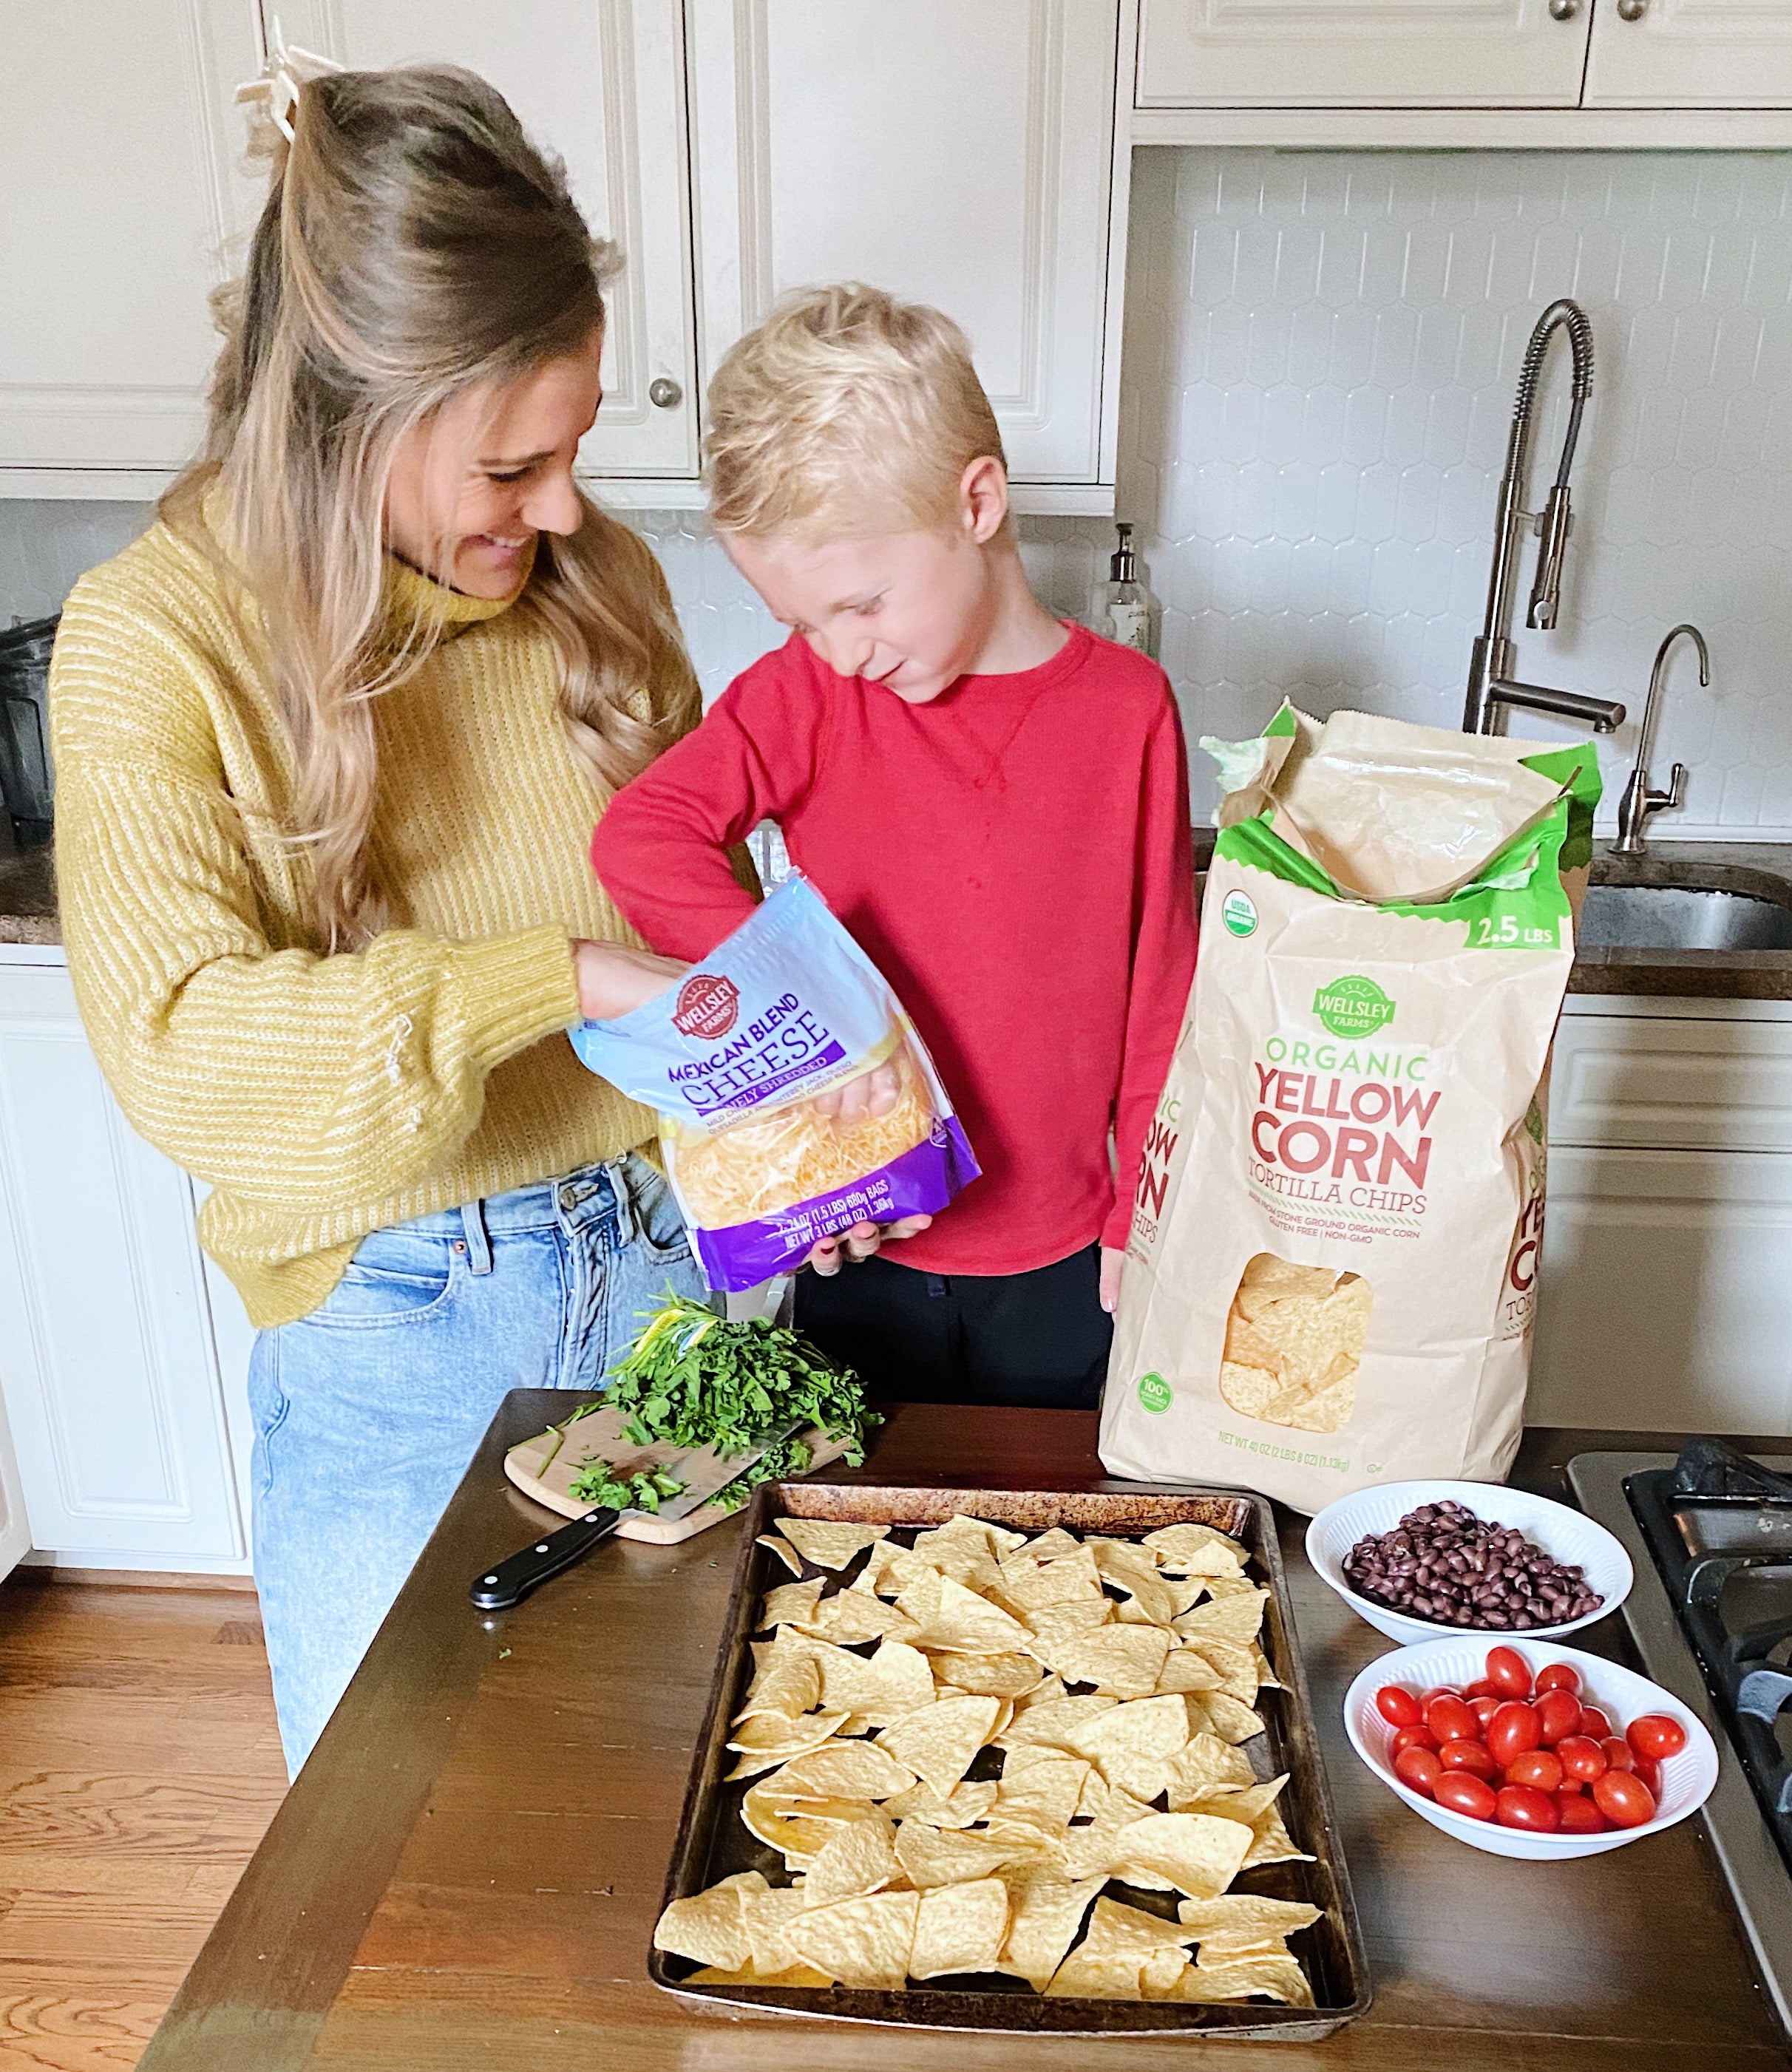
[1119,149,1792,834]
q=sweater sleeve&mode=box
[1103,684,1200,1254]
[591,645,820,958]
[49,600,582,1217]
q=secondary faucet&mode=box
[1462,298,1627,738]
[1612,623,1706,855]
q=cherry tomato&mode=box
[1395,1747,1444,1797]
[1557,1777,1585,1794]
[1556,1790,1608,1834]
[1557,1734,1608,1784]
[1464,1679,1499,1700]
[1434,1772,1499,1821]
[1421,1685,1460,1707]
[1425,1694,1478,1745]
[1632,1752,1663,1798]
[1580,1707,1615,1740]
[1592,1768,1657,1829]
[1439,1737,1499,1780]
[1627,1713,1689,1762]
[1534,1662,1582,1698]
[1534,1689,1584,1747]
[1468,1695,1501,1730]
[1484,1646,1533,1701]
[1375,1685,1423,1728]
[1505,1748,1565,1793]
[1496,1783,1561,1832]
[1487,1700,1543,1767]
[1601,1736,1636,1773]
[1392,1723,1440,1755]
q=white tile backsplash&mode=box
[7,145,1792,837]
[1121,149,1792,835]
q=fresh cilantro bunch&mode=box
[605,1290,878,1512]
[565,1458,686,1514]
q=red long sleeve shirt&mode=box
[591,622,1198,1275]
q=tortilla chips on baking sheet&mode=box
[653,1511,1320,2009]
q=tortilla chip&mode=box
[801,1592,927,1647]
[997,1544,1104,1609]
[652,1869,766,1969]
[992,1753,1090,1832]
[1080,1894,1204,1955]
[1172,1588,1268,1651]
[1163,1733,1258,1806]
[778,1741,917,1801]
[1154,1645,1223,1696]
[1184,1637,1260,1705]
[1201,1691,1269,1745]
[775,1520,891,1570]
[1249,1643,1282,1691]
[756,1532,804,1576]
[934,1651,1047,1700]
[735,1651,823,1722]
[894,1818,1016,1889]
[759,1577,826,1629]
[877,1693,1001,1797]
[1104,1811,1255,1900]
[881,1777,999,1828]
[784,1889,919,1992]
[804,1813,901,1904]
[909,1876,1010,1980]
[1242,1800,1314,1870]
[994,1868,1106,1991]
[724,1708,850,1779]
[1175,1894,1321,1954]
[1142,1522,1249,1578]
[1044,1625,1171,1700]
[1000,1691,1119,1752]
[900,1571,1033,1654]
[687,1960,835,1987]
[1177,1948,1314,2007]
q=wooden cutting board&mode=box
[503,1403,853,1544]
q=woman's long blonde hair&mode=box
[163,64,695,948]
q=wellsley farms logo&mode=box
[1311,975,1396,1041]
[673,973,741,1040]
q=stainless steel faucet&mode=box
[1463,298,1627,738]
[1612,623,1706,855]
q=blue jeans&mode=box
[247,1152,702,1776]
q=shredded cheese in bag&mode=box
[570,877,980,1291]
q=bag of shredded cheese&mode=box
[1099,704,1599,1515]
[569,874,980,1291]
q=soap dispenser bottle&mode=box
[1094,522,1154,656]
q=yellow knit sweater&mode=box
[48,511,696,1328]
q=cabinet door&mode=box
[0,0,264,478]
[1550,1011,1792,1154]
[0,965,245,1560]
[0,1386,28,1581]
[1136,0,1589,107]
[688,0,1121,485]
[284,0,699,477]
[1584,0,1792,108]
[1530,1145,1792,1434]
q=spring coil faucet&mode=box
[1463,298,1626,738]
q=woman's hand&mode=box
[572,938,685,1022]
[807,1213,931,1277]
[808,1057,903,1130]
[1099,1245,1124,1314]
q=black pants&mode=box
[794,1245,1112,1411]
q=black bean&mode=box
[1342,1500,1604,1631]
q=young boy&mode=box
[591,285,1197,1409]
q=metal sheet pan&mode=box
[650,1481,1372,2039]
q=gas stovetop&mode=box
[1569,1441,1792,2051]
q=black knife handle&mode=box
[469,1507,622,1610]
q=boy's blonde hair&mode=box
[704,284,1006,543]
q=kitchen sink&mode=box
[1579,880,1792,953]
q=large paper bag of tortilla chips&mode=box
[1100,704,1600,1515]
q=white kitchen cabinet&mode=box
[0,954,251,1570]
[0,0,265,488]
[0,1383,29,1583]
[686,0,1128,496]
[1136,0,1589,109]
[1584,0,1792,109]
[275,0,701,480]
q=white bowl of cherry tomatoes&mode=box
[1345,1636,1718,1859]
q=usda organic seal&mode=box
[1220,890,1258,938]
[1137,1371,1173,1415]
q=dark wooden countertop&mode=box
[139,1408,1786,2071]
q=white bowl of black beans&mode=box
[1306,1481,1633,1645]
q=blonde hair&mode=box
[163,64,696,949]
[703,283,1006,543]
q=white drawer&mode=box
[1548,1012,1792,1153]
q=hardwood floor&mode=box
[0,1577,285,2070]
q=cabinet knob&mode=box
[648,376,683,410]
[1616,0,1647,17]
[1547,0,1579,18]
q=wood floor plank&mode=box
[0,1578,282,2072]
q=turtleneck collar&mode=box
[381,534,538,642]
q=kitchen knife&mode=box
[469,1419,806,1610]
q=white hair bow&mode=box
[234,13,341,143]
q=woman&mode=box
[48,65,707,1776]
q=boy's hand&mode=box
[810,1058,903,1128]
[807,1214,931,1277]
[573,938,685,1022]
[1099,1246,1124,1315]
